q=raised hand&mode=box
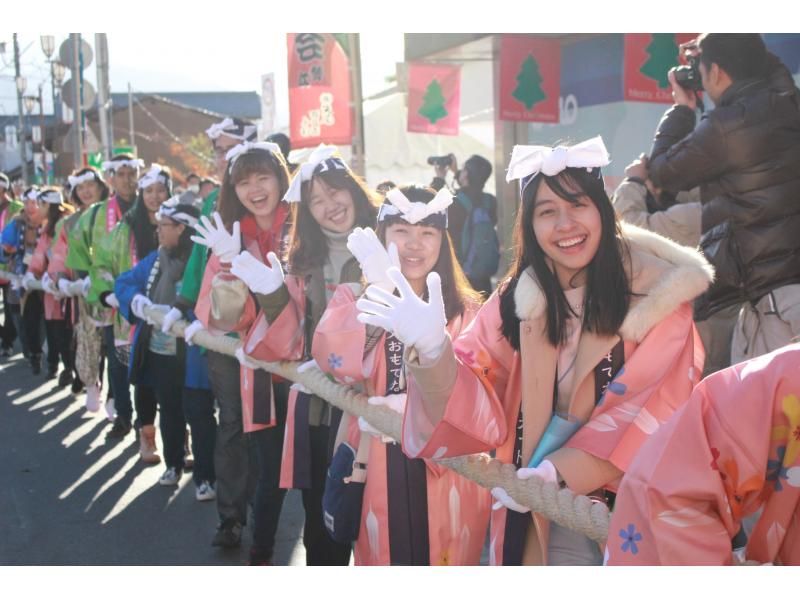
[346,227,400,292]
[190,212,241,262]
[356,266,446,361]
[230,251,284,295]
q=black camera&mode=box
[673,54,703,92]
[427,155,453,168]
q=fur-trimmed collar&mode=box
[513,222,714,342]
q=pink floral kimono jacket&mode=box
[311,285,492,565]
[402,223,714,565]
[28,229,66,321]
[606,343,800,565]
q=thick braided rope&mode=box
[146,306,611,544]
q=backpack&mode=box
[457,191,500,280]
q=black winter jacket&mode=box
[648,54,800,321]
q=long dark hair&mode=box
[124,198,158,261]
[376,185,481,323]
[498,167,630,349]
[288,168,379,274]
[217,149,291,231]
[45,202,74,238]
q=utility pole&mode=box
[347,33,365,178]
[13,34,29,185]
[70,33,84,170]
[95,33,112,160]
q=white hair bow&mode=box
[205,117,234,140]
[138,164,169,190]
[68,171,98,188]
[282,144,346,204]
[102,158,144,173]
[380,187,454,225]
[505,136,610,184]
[225,141,282,168]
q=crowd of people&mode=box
[0,33,798,566]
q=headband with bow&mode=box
[505,136,610,195]
[377,187,453,229]
[38,190,63,205]
[22,187,40,202]
[205,117,257,142]
[225,141,283,171]
[156,196,199,229]
[102,158,145,173]
[282,144,348,204]
[138,164,170,190]
[68,171,99,188]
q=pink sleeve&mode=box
[242,276,306,362]
[47,226,70,279]
[311,284,374,385]
[402,293,514,460]
[27,234,51,277]
[561,304,704,478]
[606,349,800,565]
[195,254,257,335]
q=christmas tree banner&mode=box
[499,35,561,123]
[624,33,698,103]
[407,62,461,136]
[287,33,353,148]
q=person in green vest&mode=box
[65,154,143,438]
[0,172,24,356]
[95,164,172,444]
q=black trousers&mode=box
[183,387,217,486]
[0,284,18,349]
[149,351,186,471]
[22,291,45,359]
[44,319,74,372]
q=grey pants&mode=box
[731,284,800,365]
[695,303,740,377]
[206,351,258,525]
[547,523,603,565]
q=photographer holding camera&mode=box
[429,153,499,296]
[648,33,800,374]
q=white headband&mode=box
[282,144,347,204]
[156,196,199,229]
[379,188,454,225]
[103,158,145,173]
[68,171,98,188]
[22,188,40,202]
[206,117,257,142]
[39,190,63,205]
[225,141,283,169]
[505,136,610,185]
[138,164,169,190]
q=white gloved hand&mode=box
[491,487,530,513]
[105,293,120,309]
[515,459,559,485]
[356,267,447,361]
[190,212,241,263]
[230,251,284,295]
[58,278,73,297]
[234,346,250,368]
[296,359,320,374]
[80,276,91,297]
[161,307,183,334]
[21,271,37,291]
[358,416,382,438]
[10,276,22,292]
[367,393,407,415]
[130,294,153,320]
[183,320,204,346]
[145,304,169,327]
[41,273,61,297]
[346,227,401,292]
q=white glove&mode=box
[358,416,382,438]
[296,358,320,374]
[130,294,153,320]
[66,279,85,297]
[230,251,284,295]
[183,320,204,346]
[161,307,183,334]
[105,293,120,309]
[58,278,73,297]
[41,273,61,297]
[367,393,407,415]
[80,276,91,297]
[22,271,37,291]
[491,487,530,513]
[190,212,241,263]
[356,267,447,361]
[10,276,22,292]
[346,227,400,292]
[234,346,250,368]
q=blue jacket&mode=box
[115,249,211,389]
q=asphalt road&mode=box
[0,350,310,566]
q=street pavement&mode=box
[0,349,310,565]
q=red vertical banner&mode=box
[287,33,353,148]
[624,33,698,103]
[499,35,561,123]
[407,62,461,136]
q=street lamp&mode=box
[40,35,55,59]
[23,95,37,115]
[16,75,26,94]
